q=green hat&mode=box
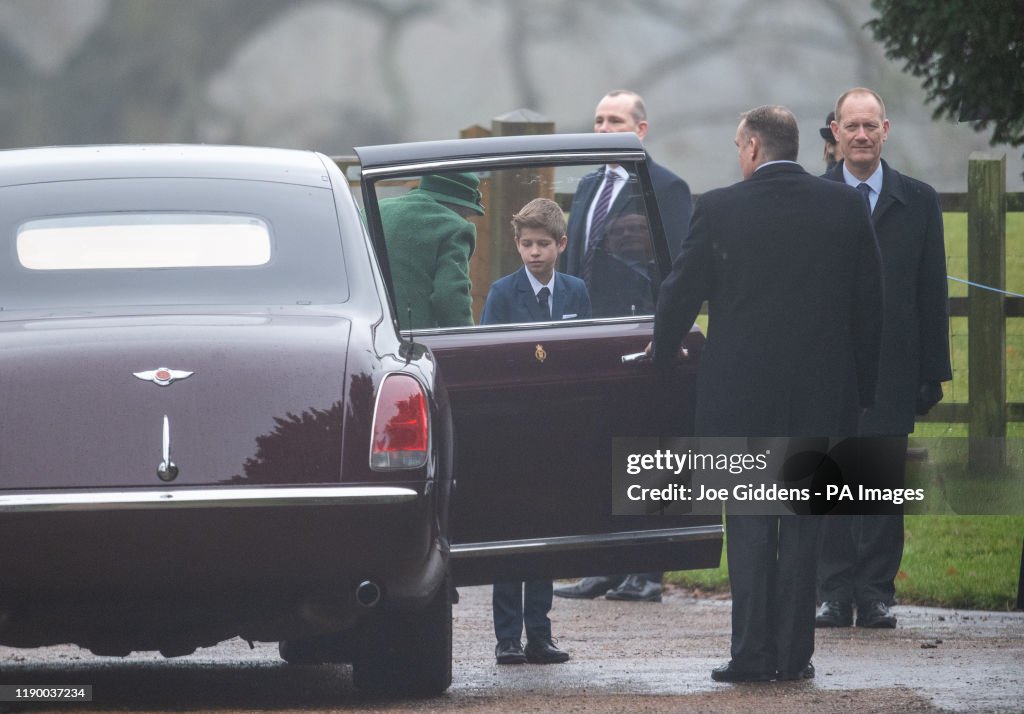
[414,172,485,216]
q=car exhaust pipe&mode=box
[355,580,381,608]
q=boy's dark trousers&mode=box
[493,580,553,642]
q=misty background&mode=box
[1,0,1020,193]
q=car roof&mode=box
[0,144,333,189]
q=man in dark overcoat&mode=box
[555,89,692,603]
[653,105,883,681]
[816,87,951,630]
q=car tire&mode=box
[278,631,348,665]
[351,575,453,696]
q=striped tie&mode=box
[582,172,619,284]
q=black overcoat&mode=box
[654,162,883,437]
[823,160,952,435]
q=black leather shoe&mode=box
[524,637,569,664]
[710,662,773,682]
[553,576,622,599]
[605,575,662,602]
[495,639,527,664]
[777,662,815,681]
[815,600,853,627]
[857,600,897,628]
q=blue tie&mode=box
[857,182,872,213]
[537,287,551,320]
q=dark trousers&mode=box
[818,435,908,605]
[726,514,821,675]
[492,580,553,642]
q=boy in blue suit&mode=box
[481,198,591,326]
[484,198,589,665]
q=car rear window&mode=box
[17,214,272,270]
[0,177,350,310]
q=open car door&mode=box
[355,132,722,586]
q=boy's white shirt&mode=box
[524,268,576,319]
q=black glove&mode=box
[915,381,943,416]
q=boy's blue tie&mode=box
[537,287,551,320]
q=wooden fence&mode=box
[928,154,1023,470]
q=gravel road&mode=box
[1,584,1021,713]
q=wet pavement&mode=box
[1,584,1021,712]
[454,585,1024,713]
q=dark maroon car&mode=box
[0,135,720,695]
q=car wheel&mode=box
[351,575,453,696]
[278,631,348,665]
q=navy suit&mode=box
[484,266,590,644]
[564,156,692,318]
[481,267,591,324]
[818,159,951,609]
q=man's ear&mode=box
[556,234,568,254]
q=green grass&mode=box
[897,515,1024,610]
[666,515,1024,610]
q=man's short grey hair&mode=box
[835,87,887,123]
[605,89,647,124]
[739,105,799,162]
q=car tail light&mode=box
[370,374,429,470]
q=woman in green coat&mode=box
[378,172,484,330]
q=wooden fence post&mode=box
[488,110,556,281]
[459,124,493,322]
[967,153,1007,472]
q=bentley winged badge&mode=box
[133,368,194,387]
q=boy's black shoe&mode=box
[524,637,569,664]
[495,639,527,664]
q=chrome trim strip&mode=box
[360,151,648,179]
[0,486,420,513]
[450,524,723,558]
[407,314,654,337]
[162,415,171,466]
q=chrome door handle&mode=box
[621,352,651,364]
[621,349,687,364]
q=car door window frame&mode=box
[356,139,673,336]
